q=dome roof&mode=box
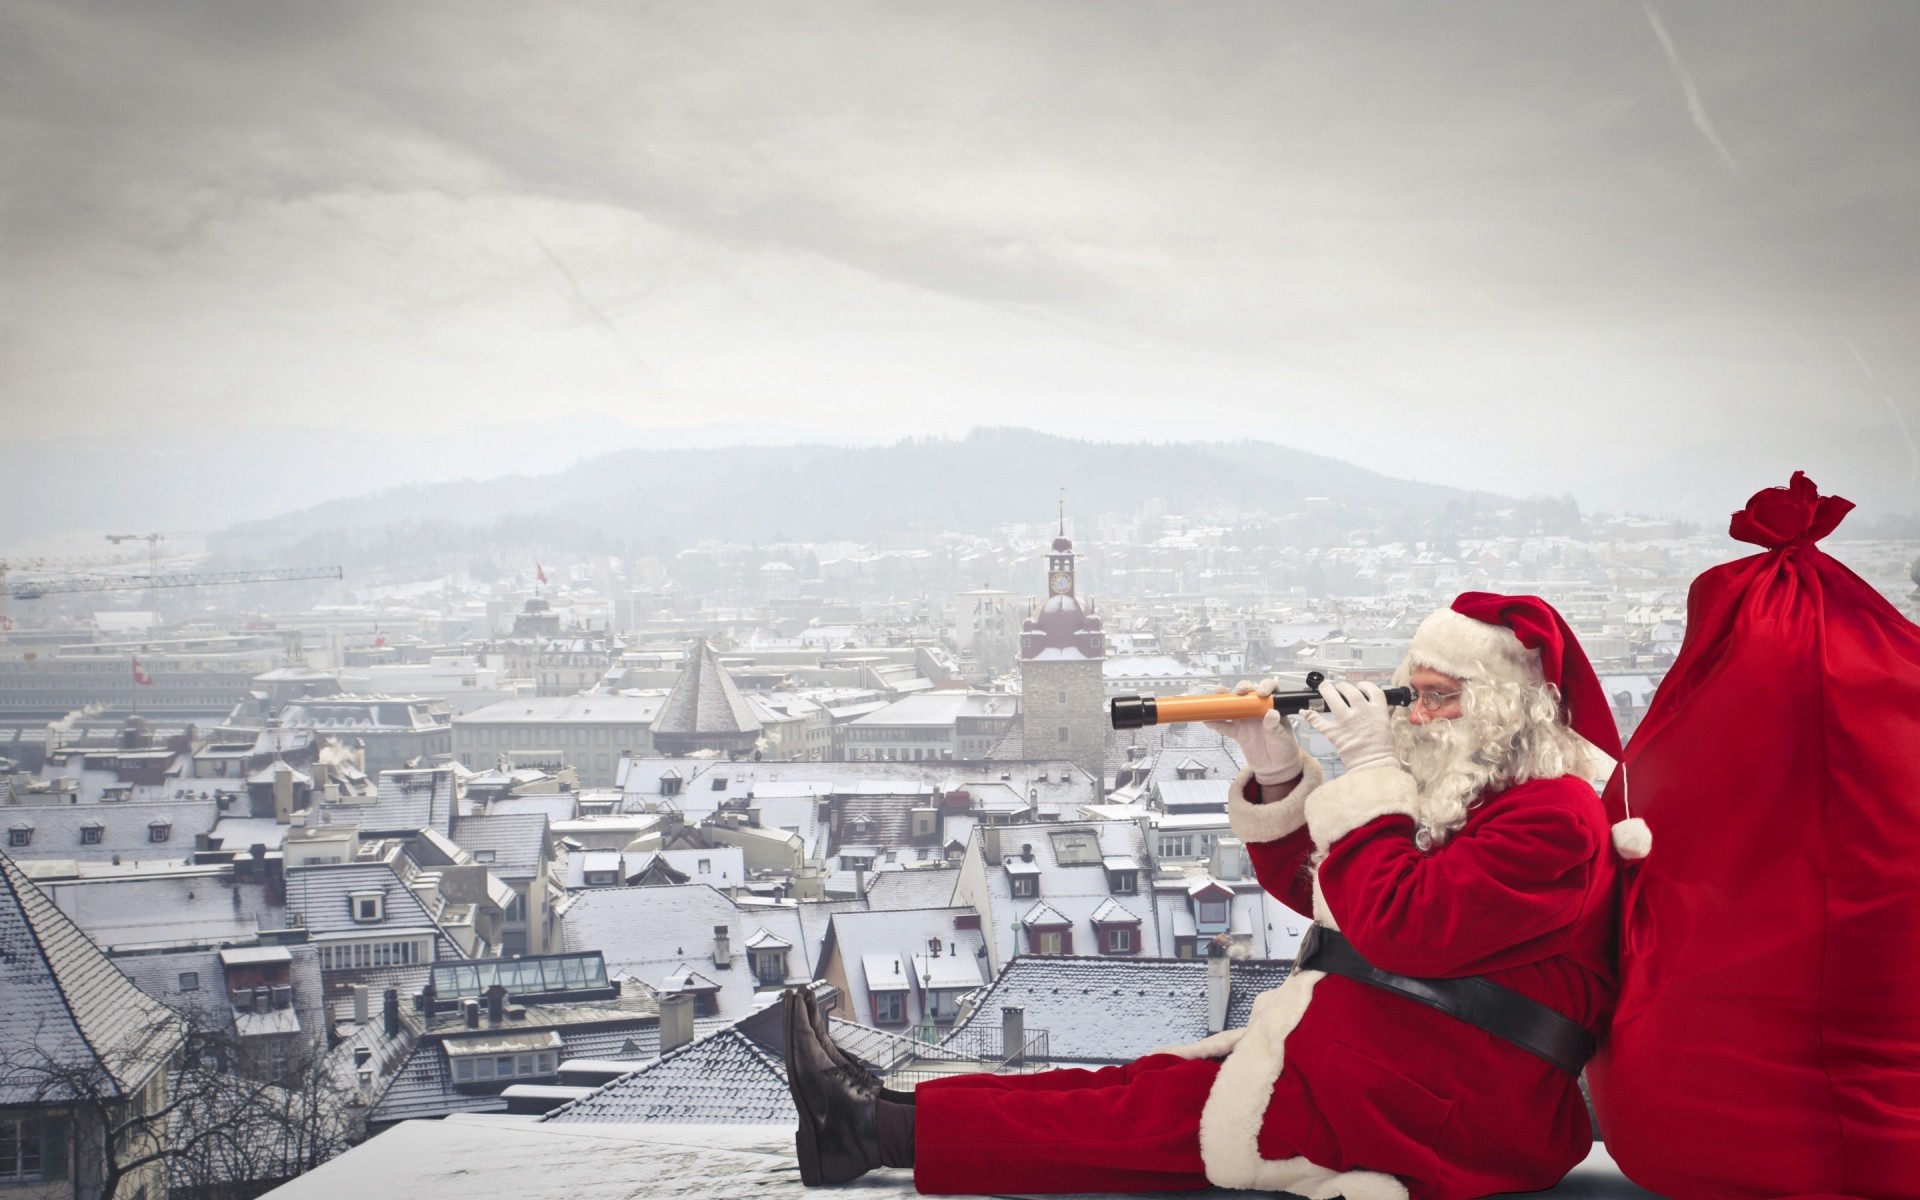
[1051,536,1074,552]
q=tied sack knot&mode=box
[1729,470,1854,550]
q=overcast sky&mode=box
[2,0,1917,528]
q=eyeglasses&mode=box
[1412,688,1464,712]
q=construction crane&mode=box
[0,555,146,631]
[3,566,344,601]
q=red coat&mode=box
[1200,758,1621,1200]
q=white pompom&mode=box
[1612,817,1652,861]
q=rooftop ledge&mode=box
[264,1116,1668,1200]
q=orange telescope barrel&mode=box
[1109,672,1413,730]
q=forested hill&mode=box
[226,428,1524,553]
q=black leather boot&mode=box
[785,991,882,1186]
[795,986,885,1094]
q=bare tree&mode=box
[0,1009,359,1200]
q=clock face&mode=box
[1049,571,1072,595]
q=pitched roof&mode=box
[449,812,550,877]
[0,799,221,864]
[323,767,457,837]
[283,864,467,962]
[0,851,183,1100]
[541,1026,794,1125]
[651,641,761,737]
[945,954,1297,1065]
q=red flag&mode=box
[131,656,153,686]
[536,562,548,585]
[373,625,386,648]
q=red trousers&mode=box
[913,1054,1222,1195]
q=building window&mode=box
[474,850,497,863]
[1010,875,1037,899]
[178,972,199,992]
[1109,870,1137,895]
[872,990,905,1025]
[6,827,30,848]
[1037,930,1064,955]
[1104,927,1134,953]
[80,825,104,846]
[148,821,171,843]
[1198,900,1229,925]
[352,894,384,923]
[696,858,711,873]
[0,1115,65,1181]
[1057,726,1070,743]
[1057,690,1066,704]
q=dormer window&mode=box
[1108,870,1138,895]
[80,822,104,846]
[148,820,172,844]
[473,850,496,864]
[351,892,385,923]
[1010,874,1037,899]
[7,824,31,848]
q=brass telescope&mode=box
[1109,671,1415,730]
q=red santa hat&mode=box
[1408,592,1648,859]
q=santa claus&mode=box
[784,592,1642,1199]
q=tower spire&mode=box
[1058,488,1065,537]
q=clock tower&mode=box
[1018,526,1106,794]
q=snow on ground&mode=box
[263,1115,1668,1199]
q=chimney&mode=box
[712,925,731,968]
[312,760,331,790]
[1001,1005,1026,1068]
[485,983,507,1025]
[854,866,866,899]
[383,987,400,1037]
[1020,843,1033,863]
[463,998,480,1030]
[659,992,695,1054]
[1205,939,1231,1034]
[352,984,369,1025]
[421,981,438,1022]
[272,765,294,824]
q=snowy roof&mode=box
[2,799,221,865]
[454,695,667,725]
[820,907,986,1030]
[859,867,959,911]
[41,870,283,953]
[559,885,810,1021]
[266,1104,1654,1198]
[324,768,457,837]
[651,641,761,737]
[542,1026,793,1125]
[449,812,550,878]
[847,692,1014,727]
[283,864,466,961]
[911,951,987,991]
[0,851,184,1101]
[234,1006,301,1037]
[1088,897,1142,925]
[248,760,314,786]
[741,926,791,950]
[861,953,910,992]
[1021,901,1070,927]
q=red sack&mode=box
[1588,473,1920,1200]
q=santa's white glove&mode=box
[1204,679,1304,785]
[1302,681,1397,774]
[1149,1027,1247,1060]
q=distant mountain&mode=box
[224,428,1514,550]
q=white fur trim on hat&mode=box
[1305,764,1421,849]
[1612,817,1652,860]
[1226,757,1325,844]
[1407,606,1539,686]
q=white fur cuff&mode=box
[1227,757,1324,844]
[1305,764,1421,848]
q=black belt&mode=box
[1295,925,1595,1076]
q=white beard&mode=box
[1394,716,1501,849]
